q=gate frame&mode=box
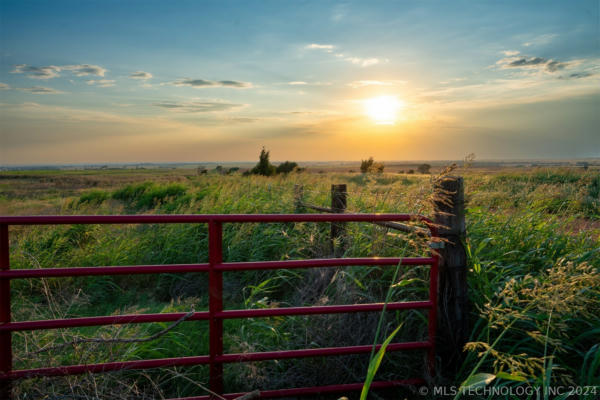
[0,213,439,399]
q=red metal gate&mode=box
[0,214,439,399]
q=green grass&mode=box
[1,167,598,398]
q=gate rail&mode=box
[0,214,439,399]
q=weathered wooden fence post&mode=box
[294,184,304,213]
[330,184,347,257]
[433,176,469,375]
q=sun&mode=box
[363,95,405,125]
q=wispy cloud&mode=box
[523,33,558,47]
[0,82,10,90]
[62,64,106,77]
[172,79,252,89]
[12,63,106,79]
[129,71,152,80]
[497,55,568,73]
[305,43,335,52]
[153,100,244,113]
[558,71,595,80]
[305,42,384,68]
[347,80,405,88]
[86,79,116,87]
[343,56,381,67]
[12,64,61,79]
[288,81,307,85]
[18,86,64,94]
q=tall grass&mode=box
[1,167,598,398]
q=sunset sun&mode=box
[363,95,405,125]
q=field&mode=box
[0,165,599,399]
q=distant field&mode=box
[1,166,598,399]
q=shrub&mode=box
[276,161,298,174]
[417,163,431,174]
[249,147,276,176]
[360,157,384,173]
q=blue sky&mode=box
[0,0,598,164]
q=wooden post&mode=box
[330,184,347,257]
[433,176,468,375]
[294,184,304,213]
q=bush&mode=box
[249,147,276,176]
[276,161,298,174]
[112,182,187,210]
[360,157,384,173]
[417,163,431,174]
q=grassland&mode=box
[0,166,598,399]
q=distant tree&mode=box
[360,157,385,173]
[227,167,240,175]
[197,166,208,175]
[417,163,431,174]
[276,161,298,174]
[249,147,276,176]
[215,165,224,174]
[407,169,415,174]
[360,157,374,173]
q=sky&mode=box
[0,0,598,164]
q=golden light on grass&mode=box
[363,95,405,125]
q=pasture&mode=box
[0,166,598,399]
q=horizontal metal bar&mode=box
[216,257,435,271]
[0,213,432,226]
[1,311,210,332]
[2,301,430,332]
[4,355,211,379]
[0,263,210,279]
[0,257,434,280]
[217,301,432,319]
[217,341,431,363]
[176,379,426,399]
[4,341,430,380]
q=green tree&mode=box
[249,147,276,176]
[276,161,298,174]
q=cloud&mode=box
[0,82,10,90]
[497,55,568,73]
[344,57,380,67]
[86,79,116,87]
[172,79,252,88]
[12,63,106,79]
[129,71,153,80]
[523,33,558,47]
[305,43,335,52]
[62,64,106,77]
[558,71,595,80]
[347,80,406,88]
[502,50,520,56]
[153,100,244,113]
[12,64,61,79]
[288,81,307,85]
[18,86,64,94]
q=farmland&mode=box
[0,165,598,399]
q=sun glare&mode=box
[363,95,405,125]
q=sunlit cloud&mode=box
[172,79,252,88]
[288,81,307,85]
[497,55,568,73]
[523,33,558,47]
[12,64,106,79]
[0,82,10,90]
[305,43,335,52]
[18,86,64,94]
[129,71,153,80]
[344,57,380,67]
[153,100,244,113]
[86,79,116,87]
[12,64,61,79]
[62,64,106,77]
[347,80,406,88]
